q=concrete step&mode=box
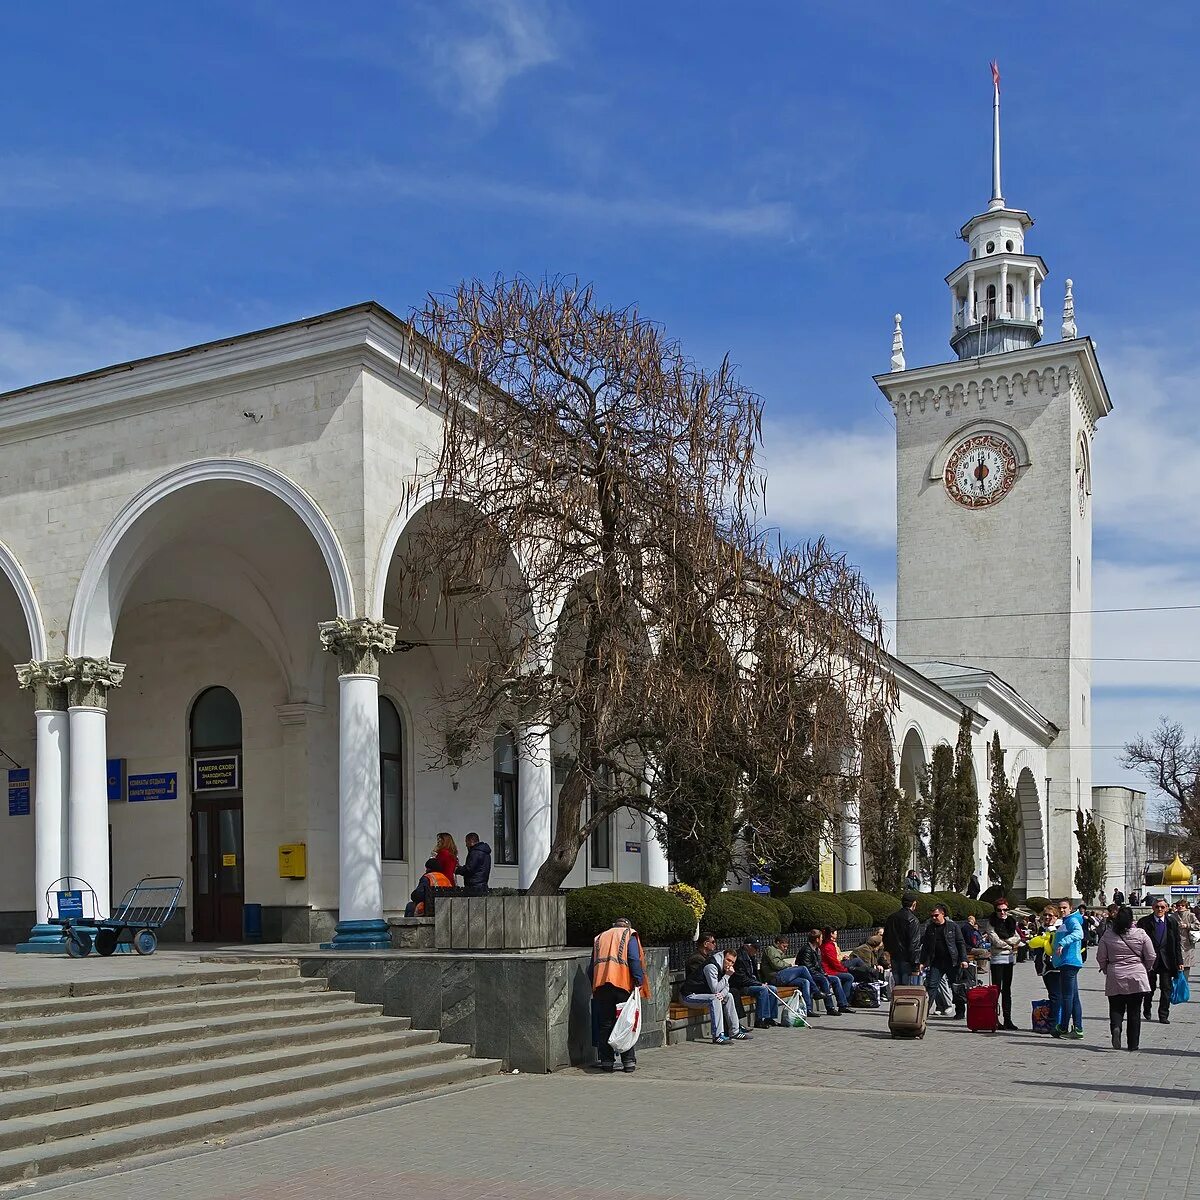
[2,974,329,1020]
[0,1056,500,1186]
[0,998,388,1067]
[0,1043,493,1155]
[0,1012,417,1090]
[0,963,301,1003]
[0,1032,454,1124]
[0,985,359,1043]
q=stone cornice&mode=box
[875,337,1112,432]
[0,302,443,444]
[904,661,1058,746]
[889,653,985,731]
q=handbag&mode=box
[608,989,642,1053]
[1172,973,1190,1005]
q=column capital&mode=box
[15,659,69,711]
[60,656,125,710]
[319,618,398,677]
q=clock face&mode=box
[944,433,1019,508]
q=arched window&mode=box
[493,728,518,865]
[986,284,997,320]
[589,765,614,871]
[1005,283,1013,315]
[380,697,404,861]
[191,686,241,752]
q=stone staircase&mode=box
[0,963,499,1185]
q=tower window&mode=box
[986,284,997,320]
[1006,283,1013,315]
[971,248,978,260]
[1006,239,1014,251]
[986,240,995,253]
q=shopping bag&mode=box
[608,989,642,1053]
[1172,973,1190,1005]
[773,986,807,1028]
[1031,998,1052,1033]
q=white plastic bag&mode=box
[773,986,807,1028]
[608,989,642,1053]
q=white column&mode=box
[518,727,552,890]
[841,794,862,891]
[15,661,70,950]
[319,618,396,948]
[967,270,976,322]
[641,811,669,887]
[999,263,1009,317]
[1027,267,1036,320]
[61,657,124,920]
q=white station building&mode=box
[0,88,1121,949]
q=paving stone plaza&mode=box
[13,961,1197,1200]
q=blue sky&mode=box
[2,2,1198,802]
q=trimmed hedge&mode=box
[706,892,783,938]
[751,894,795,932]
[980,884,1006,906]
[931,891,971,920]
[839,901,874,928]
[785,893,847,932]
[975,901,995,919]
[838,890,901,923]
[565,883,695,946]
[1024,896,1053,913]
[913,893,940,921]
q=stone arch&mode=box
[0,537,47,661]
[1014,766,1048,898]
[68,459,355,658]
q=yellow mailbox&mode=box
[278,843,307,879]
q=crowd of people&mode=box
[588,890,1198,1063]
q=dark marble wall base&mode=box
[0,911,35,943]
[298,946,669,1073]
[258,906,337,944]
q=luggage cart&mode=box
[43,876,100,958]
[95,876,184,955]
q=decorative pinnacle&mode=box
[989,59,1004,210]
[1061,278,1078,340]
[890,313,906,373]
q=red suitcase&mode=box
[966,984,1000,1032]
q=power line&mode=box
[893,604,1200,623]
[904,653,1200,664]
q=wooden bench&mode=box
[668,986,798,1023]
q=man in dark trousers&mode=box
[967,872,981,900]
[883,893,922,986]
[1137,896,1184,1024]
[920,904,969,1018]
[455,831,492,895]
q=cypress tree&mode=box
[986,733,1022,895]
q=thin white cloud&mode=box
[425,0,561,116]
[0,155,795,241]
[0,289,219,392]
[759,418,896,547]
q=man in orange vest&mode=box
[590,916,651,1073]
[405,858,454,916]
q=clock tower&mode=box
[875,68,1112,896]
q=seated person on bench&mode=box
[731,939,780,1027]
[680,935,752,1044]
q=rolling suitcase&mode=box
[966,984,1000,1032]
[888,984,929,1038]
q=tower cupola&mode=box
[947,63,1048,359]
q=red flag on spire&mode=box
[990,60,1000,91]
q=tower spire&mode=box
[989,60,1003,210]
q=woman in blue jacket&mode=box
[1051,899,1085,1039]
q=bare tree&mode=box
[400,276,893,893]
[1123,719,1200,867]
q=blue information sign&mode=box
[56,890,83,920]
[128,772,178,802]
[750,876,770,894]
[7,768,30,816]
[107,758,126,802]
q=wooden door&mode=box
[191,799,244,941]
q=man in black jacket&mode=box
[455,832,492,895]
[884,894,922,986]
[920,904,969,1018]
[1137,897,1184,1023]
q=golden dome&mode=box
[1162,854,1193,885]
